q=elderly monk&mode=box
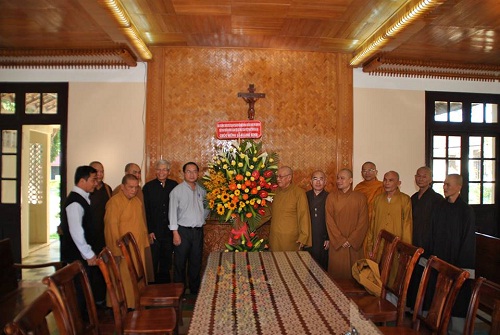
[267,166,312,251]
[325,169,368,279]
[113,162,144,202]
[104,174,152,308]
[428,174,475,333]
[365,170,412,257]
[354,162,384,222]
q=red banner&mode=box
[216,120,262,139]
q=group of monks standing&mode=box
[303,161,475,332]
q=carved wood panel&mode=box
[146,47,353,192]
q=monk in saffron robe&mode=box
[267,166,311,251]
[365,171,412,257]
[354,161,384,222]
[325,169,368,279]
[104,174,152,309]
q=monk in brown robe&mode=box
[104,174,152,309]
[112,162,144,202]
[325,169,369,279]
[354,161,384,223]
[267,166,312,251]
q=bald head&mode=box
[383,170,401,196]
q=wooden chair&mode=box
[0,238,64,331]
[463,277,500,335]
[117,232,184,324]
[336,229,400,296]
[3,289,72,335]
[43,260,99,335]
[97,247,177,335]
[352,240,424,325]
[379,255,470,335]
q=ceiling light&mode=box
[350,0,444,67]
[98,0,152,61]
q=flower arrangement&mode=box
[225,222,267,252]
[203,140,279,251]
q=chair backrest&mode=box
[97,247,128,335]
[463,277,500,335]
[383,240,424,325]
[371,229,400,284]
[42,261,99,335]
[412,255,470,335]
[117,232,147,308]
[3,289,72,335]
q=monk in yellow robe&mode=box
[104,174,152,309]
[354,161,384,222]
[325,169,369,279]
[364,171,412,257]
[267,166,312,251]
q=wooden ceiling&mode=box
[1,0,499,80]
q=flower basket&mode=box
[203,140,278,251]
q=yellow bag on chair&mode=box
[351,258,382,297]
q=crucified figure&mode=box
[237,84,265,120]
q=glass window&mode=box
[1,155,16,179]
[435,101,448,121]
[2,130,17,154]
[1,93,15,114]
[468,160,481,182]
[471,103,484,123]
[42,93,57,114]
[448,136,461,158]
[1,180,16,204]
[485,103,498,123]
[25,93,41,114]
[484,160,495,182]
[450,102,463,122]
[433,135,446,157]
[483,183,495,204]
[432,159,447,181]
[468,183,481,205]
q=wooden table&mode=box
[188,251,382,335]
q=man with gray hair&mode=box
[143,159,178,283]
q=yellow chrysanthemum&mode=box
[239,201,246,208]
[234,189,241,196]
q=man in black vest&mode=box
[60,165,99,265]
[59,165,99,314]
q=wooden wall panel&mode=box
[146,47,352,192]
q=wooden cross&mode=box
[238,84,265,120]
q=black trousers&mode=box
[173,226,203,294]
[150,234,174,283]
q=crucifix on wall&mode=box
[238,84,265,120]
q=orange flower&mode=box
[235,174,244,181]
[242,194,249,200]
[245,212,253,218]
[229,183,237,191]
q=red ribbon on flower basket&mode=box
[225,221,268,252]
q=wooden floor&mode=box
[21,241,193,335]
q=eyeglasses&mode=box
[362,169,376,173]
[277,174,291,179]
